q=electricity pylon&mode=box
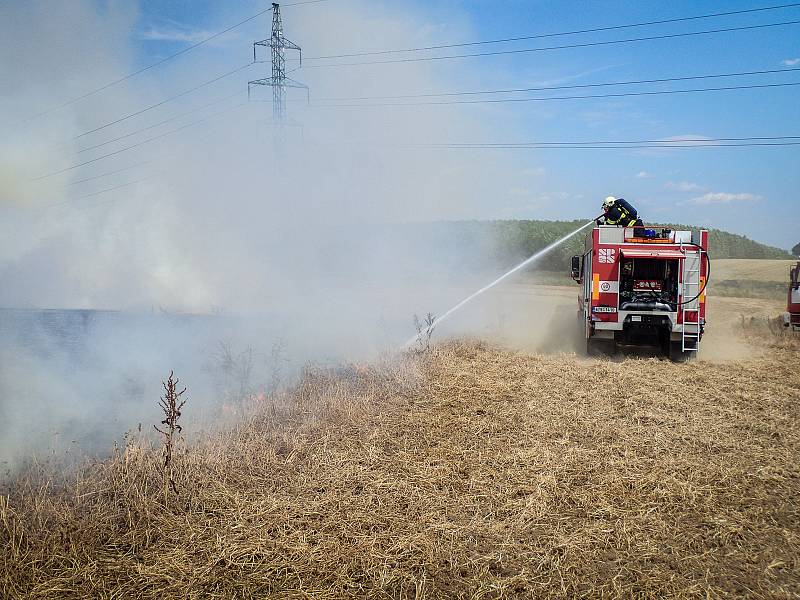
[248,3,307,126]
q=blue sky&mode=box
[131,1,798,248]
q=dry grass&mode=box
[713,259,796,283]
[710,259,795,300]
[740,315,800,352]
[2,341,799,598]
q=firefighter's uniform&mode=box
[598,197,642,227]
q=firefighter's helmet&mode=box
[603,196,616,209]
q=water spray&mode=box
[406,219,597,347]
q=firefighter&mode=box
[597,196,643,227]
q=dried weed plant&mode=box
[412,312,437,354]
[154,371,186,497]
[211,341,256,409]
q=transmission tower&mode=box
[248,3,307,123]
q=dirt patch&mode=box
[698,295,786,362]
[456,283,784,362]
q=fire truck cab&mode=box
[571,225,708,361]
[786,261,800,330]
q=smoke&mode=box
[0,0,549,470]
[405,220,593,346]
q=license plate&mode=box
[593,306,617,313]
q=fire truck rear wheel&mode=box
[669,341,696,363]
[587,338,616,357]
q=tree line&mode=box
[406,220,794,274]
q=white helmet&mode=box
[603,196,616,209]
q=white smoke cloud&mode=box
[0,0,540,469]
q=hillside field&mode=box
[713,258,797,282]
[708,258,795,300]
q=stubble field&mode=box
[1,281,798,599]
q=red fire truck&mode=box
[785,261,800,330]
[571,225,709,361]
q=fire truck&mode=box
[571,225,709,361]
[785,261,800,330]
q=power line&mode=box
[366,141,800,150]
[66,97,245,185]
[41,179,150,211]
[389,139,800,150]
[73,63,252,140]
[76,91,243,155]
[65,130,217,187]
[423,142,800,148]
[397,135,800,148]
[314,66,800,101]
[18,0,332,124]
[307,2,800,59]
[310,81,800,108]
[41,135,800,199]
[39,137,800,212]
[69,161,153,186]
[301,19,800,68]
[280,0,334,7]
[307,135,800,151]
[62,93,252,186]
[34,102,245,181]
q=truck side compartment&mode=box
[787,262,800,329]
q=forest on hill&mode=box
[409,220,794,273]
